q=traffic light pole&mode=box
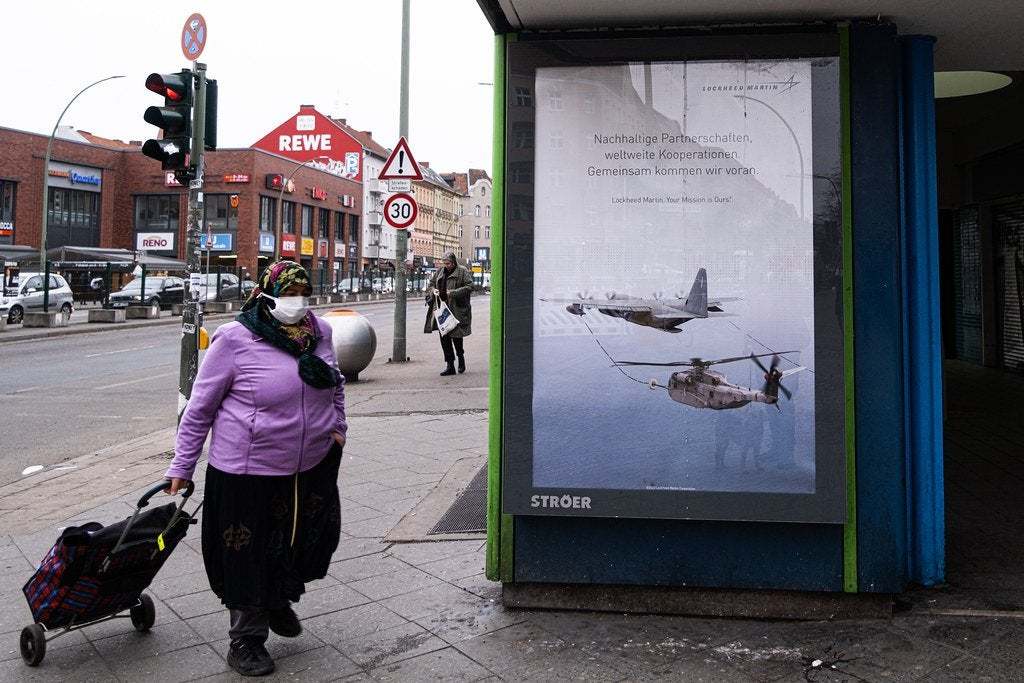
[178,62,207,423]
[391,0,411,363]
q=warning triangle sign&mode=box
[379,137,423,180]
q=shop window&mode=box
[134,195,180,232]
[282,200,296,234]
[259,196,277,232]
[0,180,14,244]
[203,194,238,232]
[47,187,100,247]
[301,205,313,237]
[319,208,331,240]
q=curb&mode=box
[0,297,399,344]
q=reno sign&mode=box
[252,106,362,181]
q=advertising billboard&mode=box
[502,47,846,523]
[252,106,363,182]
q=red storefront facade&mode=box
[0,125,363,283]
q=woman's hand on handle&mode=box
[165,478,190,495]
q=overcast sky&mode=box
[3,0,495,173]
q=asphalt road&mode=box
[0,298,463,487]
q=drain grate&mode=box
[428,465,487,535]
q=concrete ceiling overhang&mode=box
[477,0,1024,71]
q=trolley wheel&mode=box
[20,624,46,666]
[130,593,156,632]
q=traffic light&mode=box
[204,78,217,151]
[142,70,193,172]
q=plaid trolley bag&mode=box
[19,481,199,666]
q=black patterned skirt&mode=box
[201,444,342,608]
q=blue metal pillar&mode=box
[900,35,945,586]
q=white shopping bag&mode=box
[434,294,460,336]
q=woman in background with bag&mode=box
[424,251,472,376]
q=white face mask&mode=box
[262,293,309,324]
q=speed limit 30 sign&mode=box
[383,192,418,230]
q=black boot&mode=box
[440,362,456,376]
[457,355,466,374]
[227,637,275,677]
[268,605,301,638]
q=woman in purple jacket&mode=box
[165,261,346,677]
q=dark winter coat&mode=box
[424,265,473,338]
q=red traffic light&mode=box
[145,71,191,103]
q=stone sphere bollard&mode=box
[322,309,377,381]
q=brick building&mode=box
[0,124,363,284]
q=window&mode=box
[259,196,277,232]
[514,86,532,107]
[458,227,463,238]
[485,206,491,218]
[301,205,313,236]
[485,226,490,239]
[134,195,179,232]
[23,275,43,291]
[282,200,296,234]
[203,194,238,232]
[319,209,330,239]
[474,226,480,239]
[549,90,563,111]
[348,214,360,242]
[47,188,100,247]
[0,180,16,244]
[474,205,481,217]
[335,211,346,242]
[480,186,486,197]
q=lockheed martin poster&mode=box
[517,57,845,521]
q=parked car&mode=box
[1,273,75,324]
[105,277,185,309]
[197,273,256,302]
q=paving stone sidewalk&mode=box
[2,308,1023,680]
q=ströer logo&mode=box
[530,494,591,509]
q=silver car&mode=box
[1,273,75,324]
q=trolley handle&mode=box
[138,479,194,509]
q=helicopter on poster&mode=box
[613,352,805,411]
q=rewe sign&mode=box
[252,106,362,181]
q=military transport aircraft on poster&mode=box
[541,268,739,332]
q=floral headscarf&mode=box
[236,260,340,389]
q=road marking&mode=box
[10,386,41,394]
[86,345,156,358]
[95,371,178,390]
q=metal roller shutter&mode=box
[995,199,1024,372]
[953,206,983,363]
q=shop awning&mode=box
[0,245,40,264]
[7,245,185,270]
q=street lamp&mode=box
[39,74,124,312]
[273,155,331,261]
